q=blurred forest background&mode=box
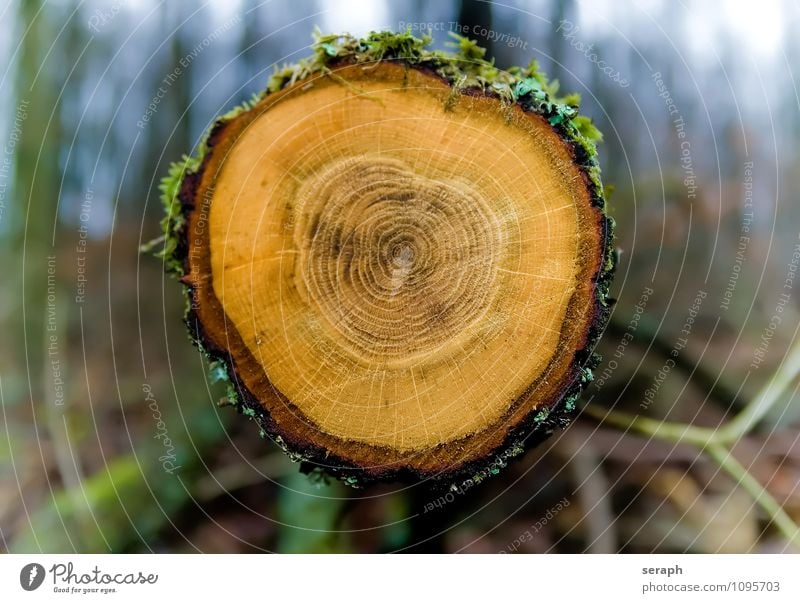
[2,0,800,553]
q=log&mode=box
[160,32,614,486]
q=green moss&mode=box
[157,155,199,275]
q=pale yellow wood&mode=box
[204,67,595,452]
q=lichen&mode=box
[208,360,229,384]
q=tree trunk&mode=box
[160,32,614,486]
[457,0,494,58]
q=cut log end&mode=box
[166,33,614,486]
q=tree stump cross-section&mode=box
[162,32,614,486]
